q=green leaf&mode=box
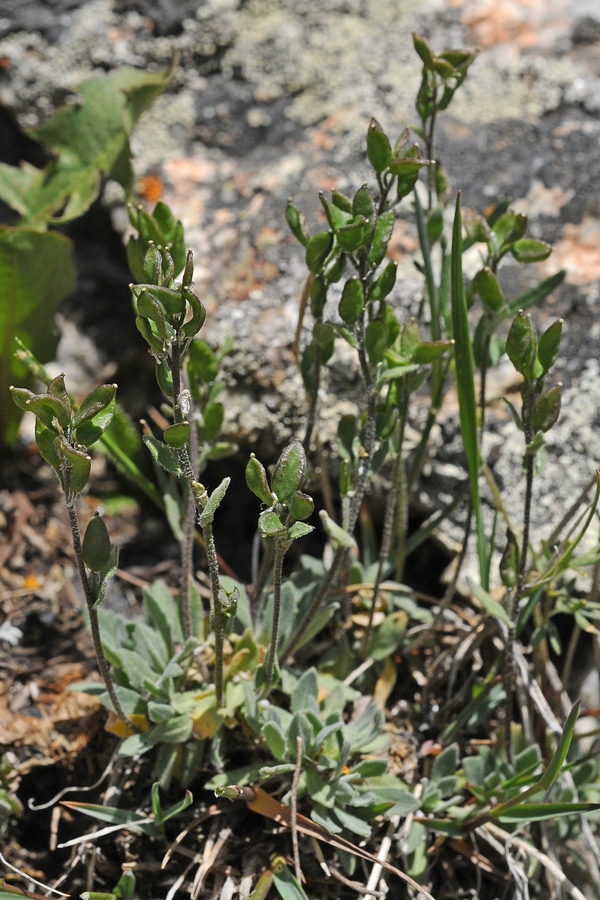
[291,667,318,713]
[55,437,92,493]
[431,744,459,782]
[148,702,176,724]
[1,229,76,445]
[319,510,356,549]
[287,522,314,541]
[75,395,116,446]
[507,270,566,315]
[366,118,392,173]
[288,491,314,521]
[531,385,561,434]
[470,581,511,626]
[61,800,156,837]
[367,210,395,267]
[258,509,287,538]
[319,193,352,232]
[146,715,193,745]
[370,260,397,302]
[332,804,372,837]
[163,421,191,449]
[0,67,171,228]
[352,183,375,220]
[339,277,364,325]
[537,319,563,374]
[412,32,436,69]
[332,190,353,213]
[498,802,599,823]
[143,434,181,475]
[143,579,183,654]
[412,340,454,364]
[472,267,504,311]
[511,238,552,263]
[82,514,111,572]
[112,871,136,900]
[34,418,62,470]
[181,287,206,337]
[365,319,387,365]
[539,701,580,791]
[286,200,310,247]
[262,722,287,761]
[199,477,231,526]
[336,219,368,253]
[25,394,71,428]
[272,857,312,900]
[271,440,306,502]
[306,231,333,274]
[506,311,537,378]
[73,384,117,428]
[246,455,275,505]
[143,284,186,316]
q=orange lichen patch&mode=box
[163,157,218,186]
[221,243,280,301]
[455,0,568,52]
[512,179,574,219]
[136,174,164,203]
[545,217,600,285]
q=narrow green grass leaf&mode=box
[498,802,600,822]
[450,192,488,587]
[272,858,312,900]
[507,270,566,315]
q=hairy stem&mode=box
[170,332,196,638]
[303,340,323,453]
[205,518,224,707]
[505,382,536,765]
[263,540,288,694]
[362,405,407,656]
[67,504,133,731]
[191,482,224,707]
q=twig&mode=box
[481,823,588,900]
[67,504,132,731]
[292,736,303,884]
[29,744,121,810]
[328,866,385,896]
[263,540,288,694]
[363,816,400,900]
[0,850,70,897]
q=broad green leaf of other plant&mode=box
[0,228,76,444]
[0,65,173,228]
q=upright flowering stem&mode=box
[263,540,288,695]
[192,482,225,708]
[67,504,133,731]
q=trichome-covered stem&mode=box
[170,332,195,639]
[362,399,408,656]
[505,382,535,765]
[67,504,132,731]
[263,540,288,694]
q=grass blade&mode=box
[450,192,488,587]
[507,269,566,315]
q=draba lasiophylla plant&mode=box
[7,30,600,900]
